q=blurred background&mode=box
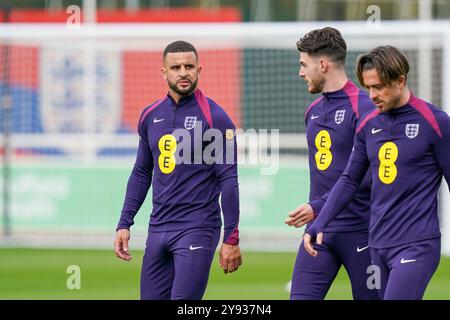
[1,0,450,299]
[4,0,450,21]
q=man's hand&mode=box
[115,229,132,261]
[219,244,242,274]
[303,232,323,257]
[285,204,315,228]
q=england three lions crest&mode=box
[405,124,419,139]
[40,47,120,154]
[335,110,346,124]
[184,116,197,130]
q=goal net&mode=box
[1,21,449,252]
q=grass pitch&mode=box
[1,248,449,299]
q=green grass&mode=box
[1,248,449,299]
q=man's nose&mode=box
[299,67,305,78]
[179,66,188,76]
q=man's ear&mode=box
[161,67,167,80]
[397,75,407,88]
[319,58,329,73]
[197,65,202,77]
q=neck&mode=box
[169,87,197,104]
[169,90,182,103]
[394,86,410,109]
[322,69,348,93]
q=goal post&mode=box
[0,21,449,252]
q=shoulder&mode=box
[342,81,375,119]
[305,96,324,119]
[356,90,376,119]
[431,106,450,139]
[207,97,236,129]
[409,95,446,139]
[356,109,380,134]
[137,97,167,138]
[193,89,235,130]
[193,89,235,129]
[433,108,450,124]
[139,97,167,127]
[207,97,229,119]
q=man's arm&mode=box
[304,131,370,256]
[285,96,374,229]
[284,98,326,228]
[211,105,242,274]
[285,164,372,229]
[285,203,316,228]
[434,111,450,189]
[287,164,371,227]
[214,133,242,274]
[115,119,154,261]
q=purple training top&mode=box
[305,80,375,233]
[309,92,450,248]
[117,89,240,245]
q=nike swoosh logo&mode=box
[371,128,382,134]
[356,245,369,252]
[311,115,319,119]
[189,245,203,251]
[153,118,165,123]
[400,258,416,264]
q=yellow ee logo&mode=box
[378,142,398,184]
[314,130,332,171]
[158,134,177,174]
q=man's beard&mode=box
[168,78,198,97]
[377,93,401,112]
[308,76,326,94]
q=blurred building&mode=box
[2,0,450,22]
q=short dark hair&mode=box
[296,27,347,66]
[163,40,198,61]
[356,45,410,87]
